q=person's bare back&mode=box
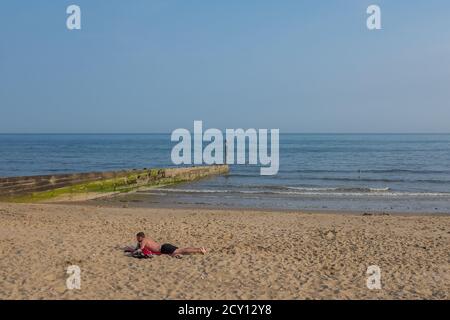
[138,237,161,253]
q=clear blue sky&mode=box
[1,0,449,133]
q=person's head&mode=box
[136,232,145,242]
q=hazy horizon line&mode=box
[1,132,450,135]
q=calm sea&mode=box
[1,134,450,213]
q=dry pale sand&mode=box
[0,202,448,300]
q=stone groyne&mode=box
[0,165,229,202]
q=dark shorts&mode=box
[160,243,178,254]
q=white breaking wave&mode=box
[139,187,450,198]
[285,186,391,192]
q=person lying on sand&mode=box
[133,232,207,257]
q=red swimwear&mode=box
[142,247,161,255]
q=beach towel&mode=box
[123,246,161,259]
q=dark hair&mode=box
[136,232,145,238]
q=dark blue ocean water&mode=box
[1,134,450,213]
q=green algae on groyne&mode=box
[0,165,229,203]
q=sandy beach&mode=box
[0,202,448,300]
